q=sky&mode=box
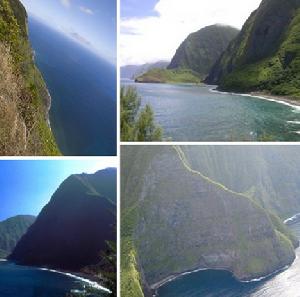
[20,0,116,64]
[121,0,262,65]
[0,159,117,221]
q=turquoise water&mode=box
[0,261,107,297]
[157,221,300,297]
[29,17,116,156]
[122,80,300,141]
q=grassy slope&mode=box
[208,1,300,99]
[121,146,297,297]
[135,68,202,84]
[0,0,60,155]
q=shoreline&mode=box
[151,263,292,296]
[284,212,300,224]
[152,212,300,294]
[209,87,300,110]
[38,267,111,294]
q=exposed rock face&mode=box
[0,215,35,258]
[168,25,239,76]
[9,168,116,270]
[121,146,298,297]
[206,0,300,98]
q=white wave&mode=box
[209,88,300,111]
[0,259,7,262]
[152,263,292,291]
[284,213,300,224]
[287,121,300,125]
[39,267,111,293]
[240,265,290,283]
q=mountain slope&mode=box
[9,168,116,270]
[0,215,35,258]
[135,68,201,84]
[0,0,59,155]
[168,25,239,76]
[206,0,300,99]
[181,145,300,218]
[121,146,297,297]
[121,61,169,79]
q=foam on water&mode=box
[209,88,300,112]
[39,267,111,293]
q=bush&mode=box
[121,86,162,141]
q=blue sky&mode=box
[20,0,116,64]
[120,0,261,65]
[0,159,117,221]
[121,0,159,18]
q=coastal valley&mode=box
[121,0,300,142]
[121,145,300,297]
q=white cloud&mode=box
[121,0,262,65]
[79,6,94,15]
[60,0,71,8]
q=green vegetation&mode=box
[135,68,201,84]
[121,86,162,141]
[206,1,300,99]
[0,215,35,258]
[0,0,60,155]
[121,146,298,297]
[168,25,239,75]
[134,25,239,84]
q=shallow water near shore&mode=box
[122,80,300,141]
[0,261,108,297]
[157,220,300,297]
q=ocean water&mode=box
[29,17,116,156]
[157,221,300,297]
[0,261,108,297]
[122,80,300,141]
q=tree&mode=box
[121,86,162,141]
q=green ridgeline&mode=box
[135,68,202,84]
[0,0,60,155]
[121,146,297,297]
[206,0,300,99]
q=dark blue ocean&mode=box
[0,261,108,297]
[28,17,116,156]
[158,221,300,297]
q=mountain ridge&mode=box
[168,24,239,76]
[205,0,300,99]
[0,215,35,258]
[121,146,298,297]
[9,168,116,271]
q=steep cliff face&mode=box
[121,146,298,297]
[182,146,300,218]
[0,0,59,155]
[168,25,239,76]
[206,0,300,98]
[0,215,35,258]
[9,168,116,270]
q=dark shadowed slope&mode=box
[9,168,116,271]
